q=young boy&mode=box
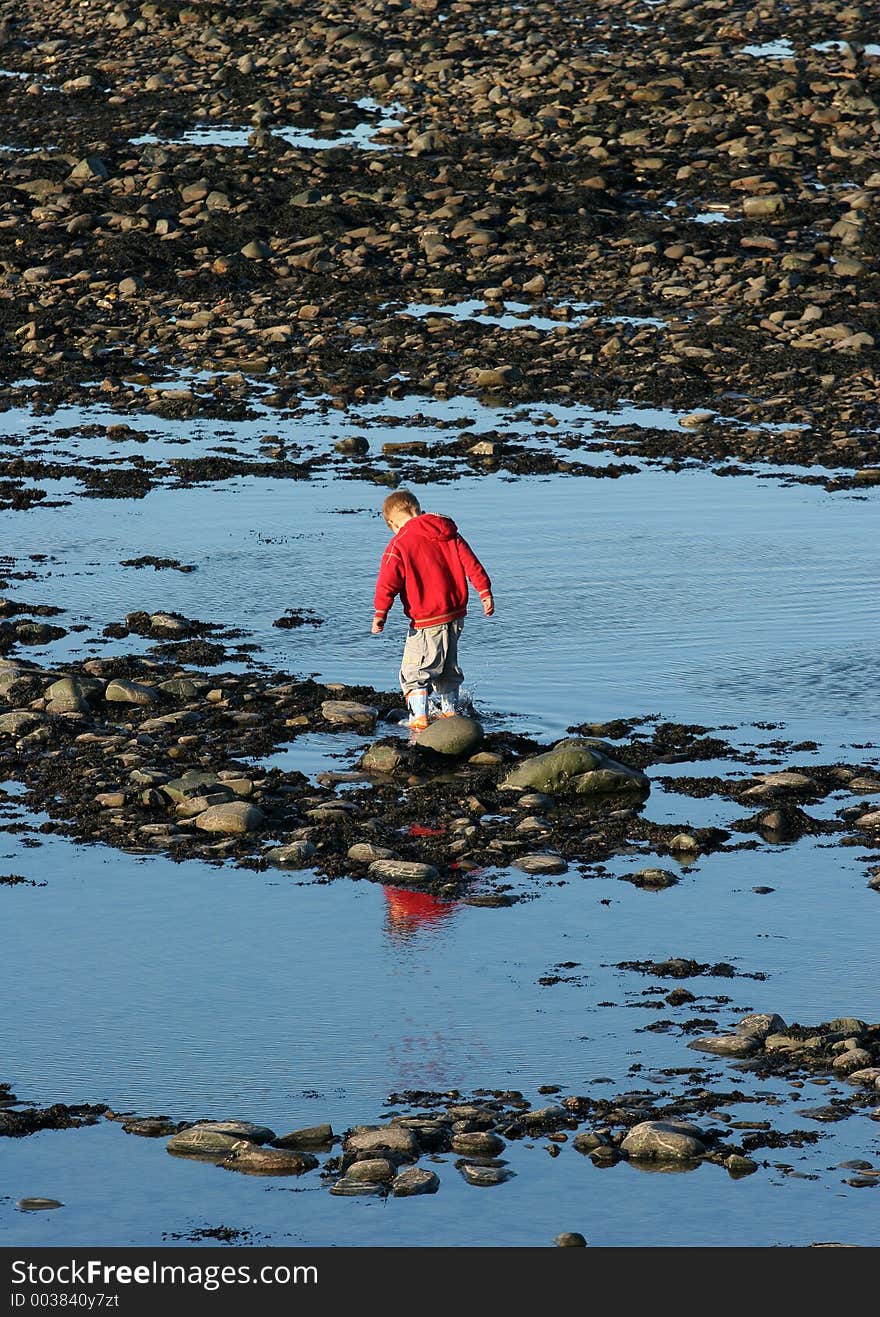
[371,489,494,732]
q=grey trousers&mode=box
[399,620,464,696]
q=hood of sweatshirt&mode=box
[399,512,458,543]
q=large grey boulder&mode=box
[194,802,265,834]
[500,738,648,795]
[621,1120,707,1162]
[416,714,483,756]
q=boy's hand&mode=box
[482,592,495,617]
[371,616,385,634]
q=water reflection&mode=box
[382,885,458,941]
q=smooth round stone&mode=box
[122,1117,177,1137]
[688,1033,760,1057]
[415,714,483,756]
[856,810,880,828]
[620,867,679,889]
[345,1158,396,1184]
[167,1128,243,1157]
[513,853,568,875]
[192,1120,276,1143]
[105,678,157,705]
[222,1143,318,1175]
[620,1120,707,1162]
[844,1068,880,1088]
[555,1232,587,1247]
[321,699,377,728]
[669,832,699,852]
[194,802,265,834]
[368,859,439,884]
[266,840,316,868]
[344,1126,419,1157]
[273,1123,335,1149]
[725,1155,758,1177]
[458,1162,513,1186]
[392,1167,440,1196]
[451,1130,505,1156]
[45,676,100,712]
[17,1198,63,1211]
[832,1049,873,1074]
[348,842,396,863]
[329,1177,385,1196]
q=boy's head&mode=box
[382,489,421,532]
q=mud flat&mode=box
[0,0,877,489]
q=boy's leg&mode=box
[399,627,431,730]
[433,620,464,715]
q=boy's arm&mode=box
[372,542,405,632]
[456,536,494,615]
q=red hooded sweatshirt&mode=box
[373,512,492,630]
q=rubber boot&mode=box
[406,688,429,732]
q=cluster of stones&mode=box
[6,1006,879,1203]
[0,0,876,497]
[3,644,875,889]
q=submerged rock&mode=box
[391,1167,440,1196]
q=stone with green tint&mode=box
[500,739,648,795]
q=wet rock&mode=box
[45,676,102,713]
[736,1013,787,1040]
[458,1161,513,1186]
[329,1177,385,1196]
[222,1142,318,1176]
[348,842,396,863]
[620,867,679,890]
[104,678,158,706]
[513,853,568,875]
[726,1155,759,1178]
[344,1157,396,1184]
[321,699,378,729]
[621,1120,707,1162]
[266,840,316,868]
[415,714,483,756]
[343,1125,419,1160]
[555,1232,587,1247]
[687,1034,760,1058]
[391,1167,440,1196]
[273,1123,334,1150]
[167,1127,247,1157]
[368,859,439,884]
[161,770,225,803]
[17,1198,63,1211]
[451,1130,505,1156]
[500,741,648,795]
[360,741,405,773]
[194,802,265,834]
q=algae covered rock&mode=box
[500,738,648,795]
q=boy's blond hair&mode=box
[382,489,421,522]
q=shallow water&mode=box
[5,467,876,743]
[2,403,879,1246]
[131,99,405,153]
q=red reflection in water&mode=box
[383,885,457,941]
